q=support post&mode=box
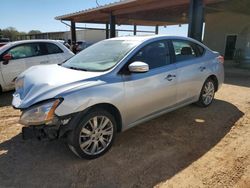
[133,25,137,35]
[70,21,76,43]
[109,14,116,38]
[188,0,204,42]
[155,25,159,34]
[106,23,109,39]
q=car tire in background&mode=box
[196,78,216,107]
[67,109,117,159]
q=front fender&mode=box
[55,81,125,117]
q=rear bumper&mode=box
[216,63,224,91]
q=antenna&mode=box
[96,0,100,6]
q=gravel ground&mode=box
[0,65,249,188]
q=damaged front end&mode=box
[16,98,73,140]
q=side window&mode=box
[46,43,63,54]
[196,44,205,56]
[172,40,203,62]
[7,43,42,59]
[130,40,171,70]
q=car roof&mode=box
[0,39,66,54]
[108,35,191,40]
[8,39,60,46]
[108,35,208,49]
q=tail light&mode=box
[217,56,224,64]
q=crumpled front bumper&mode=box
[22,125,60,140]
[21,115,74,140]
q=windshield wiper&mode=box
[58,60,66,66]
[58,56,74,66]
[67,66,88,71]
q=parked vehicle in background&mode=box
[0,40,74,92]
[12,35,224,159]
[56,40,70,49]
[0,38,10,48]
[76,40,92,53]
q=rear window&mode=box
[46,43,63,54]
[172,40,205,62]
[196,44,205,56]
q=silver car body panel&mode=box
[12,64,105,108]
[12,35,224,131]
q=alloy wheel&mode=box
[202,81,215,105]
[79,116,114,155]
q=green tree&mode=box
[0,27,19,41]
[0,27,28,41]
[28,30,42,34]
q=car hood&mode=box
[12,64,105,109]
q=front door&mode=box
[0,57,26,89]
[0,42,48,89]
[225,35,237,60]
[122,40,177,126]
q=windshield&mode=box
[62,39,140,71]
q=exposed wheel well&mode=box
[87,103,123,132]
[207,75,218,92]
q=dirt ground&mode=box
[0,65,249,188]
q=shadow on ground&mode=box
[0,99,243,188]
[0,91,13,107]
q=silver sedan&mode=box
[12,35,224,159]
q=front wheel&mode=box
[196,78,215,107]
[67,109,117,159]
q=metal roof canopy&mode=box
[55,0,226,42]
[56,0,223,25]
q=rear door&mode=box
[41,42,66,64]
[122,40,177,126]
[171,39,207,104]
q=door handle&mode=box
[199,66,206,71]
[165,74,176,81]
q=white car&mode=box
[0,40,74,92]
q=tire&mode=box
[67,109,117,159]
[196,78,215,107]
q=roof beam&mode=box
[113,0,189,16]
[119,6,188,23]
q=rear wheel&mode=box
[196,78,215,107]
[67,109,116,159]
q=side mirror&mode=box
[128,61,149,73]
[3,54,12,65]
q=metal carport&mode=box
[55,0,230,43]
